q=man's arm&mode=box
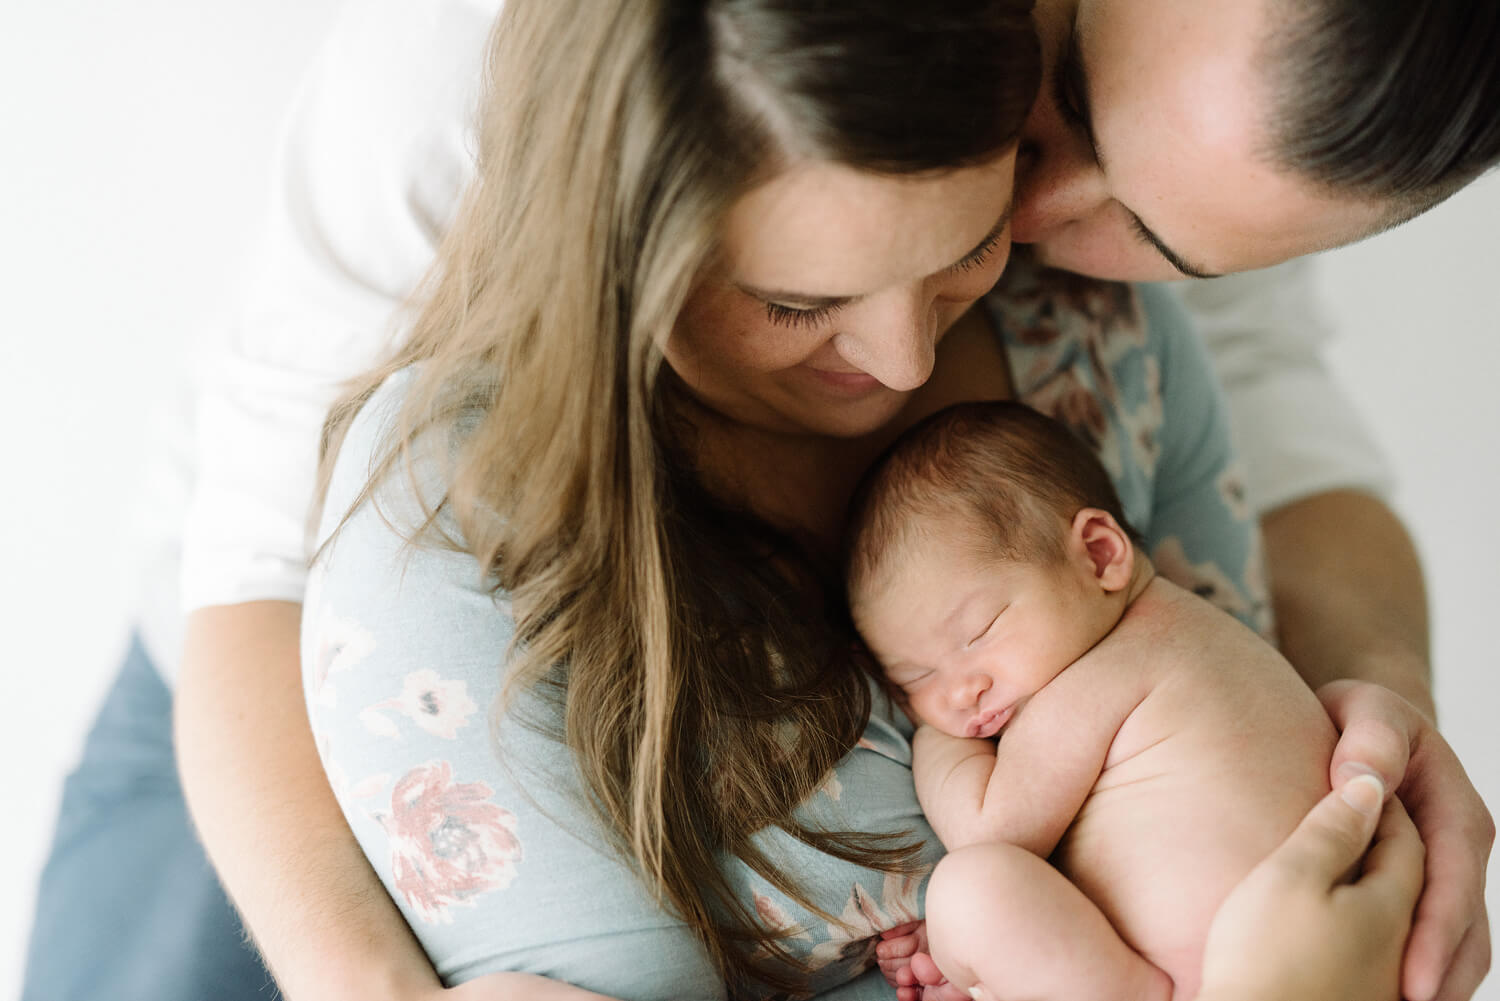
[1179,262,1493,1001]
[176,603,447,1000]
[172,3,508,997]
[1261,489,1431,715]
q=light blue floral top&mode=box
[302,259,1269,1001]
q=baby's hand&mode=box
[877,923,973,1001]
[875,921,926,999]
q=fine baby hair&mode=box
[844,400,1140,599]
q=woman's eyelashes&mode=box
[761,234,1005,329]
[950,230,1005,274]
[764,300,841,329]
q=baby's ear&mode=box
[1070,508,1134,592]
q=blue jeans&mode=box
[22,635,272,1001]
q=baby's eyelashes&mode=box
[963,608,1005,649]
[889,667,933,688]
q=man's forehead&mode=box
[1075,0,1390,273]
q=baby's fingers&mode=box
[877,931,921,961]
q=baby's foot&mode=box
[909,951,977,1001]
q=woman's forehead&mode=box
[720,156,1016,299]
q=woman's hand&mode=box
[1198,774,1424,1001]
[1319,680,1494,1001]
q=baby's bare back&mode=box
[1042,578,1336,998]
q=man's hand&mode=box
[1319,680,1494,1001]
[1199,775,1424,1001]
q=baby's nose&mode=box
[952,673,991,707]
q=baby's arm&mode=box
[911,688,1118,854]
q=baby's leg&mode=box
[925,844,1173,1001]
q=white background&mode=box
[2,1,1496,997]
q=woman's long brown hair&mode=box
[317,0,1039,989]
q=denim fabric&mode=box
[22,636,272,1001]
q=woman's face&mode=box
[667,152,1018,439]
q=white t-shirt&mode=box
[134,0,1392,682]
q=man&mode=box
[1010,10,1498,999]
[1020,0,1498,280]
[23,0,1495,1000]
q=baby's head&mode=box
[844,401,1146,738]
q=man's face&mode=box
[1015,0,1389,281]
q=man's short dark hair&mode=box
[1261,0,1500,218]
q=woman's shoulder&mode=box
[319,366,442,547]
[307,363,508,661]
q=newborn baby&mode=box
[844,401,1338,1001]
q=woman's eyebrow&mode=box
[736,200,1015,307]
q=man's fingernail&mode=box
[1340,773,1386,816]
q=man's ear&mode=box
[1070,508,1134,592]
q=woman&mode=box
[301,0,1417,998]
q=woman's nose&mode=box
[835,291,936,392]
[1011,102,1110,245]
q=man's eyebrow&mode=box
[1058,31,1222,281]
[737,199,1014,306]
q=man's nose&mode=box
[1012,101,1109,244]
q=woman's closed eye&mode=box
[948,229,1005,274]
[764,300,843,329]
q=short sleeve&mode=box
[181,0,498,616]
[1170,259,1394,515]
[302,371,941,997]
[303,371,727,997]
[1138,286,1273,637]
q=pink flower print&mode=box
[808,872,926,972]
[376,670,479,740]
[1025,371,1122,479]
[1217,465,1252,523]
[1150,537,1252,622]
[307,607,378,707]
[754,892,813,943]
[378,761,522,924]
[1121,359,1163,478]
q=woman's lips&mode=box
[804,365,882,393]
[968,704,1015,739]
